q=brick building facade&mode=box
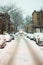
[0,13,14,34]
[32,10,43,32]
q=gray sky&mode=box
[0,0,43,17]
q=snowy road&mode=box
[0,35,43,65]
[10,37,36,65]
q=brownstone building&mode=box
[25,24,33,33]
[0,13,14,34]
[32,10,43,32]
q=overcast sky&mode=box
[0,0,43,17]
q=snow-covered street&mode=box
[10,37,36,65]
[0,33,43,65]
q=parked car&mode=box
[27,33,34,40]
[33,33,43,43]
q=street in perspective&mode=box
[0,0,43,65]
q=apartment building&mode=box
[32,10,43,32]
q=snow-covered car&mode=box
[0,35,6,48]
[10,33,15,40]
[27,33,34,40]
[4,33,12,42]
[33,33,43,43]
